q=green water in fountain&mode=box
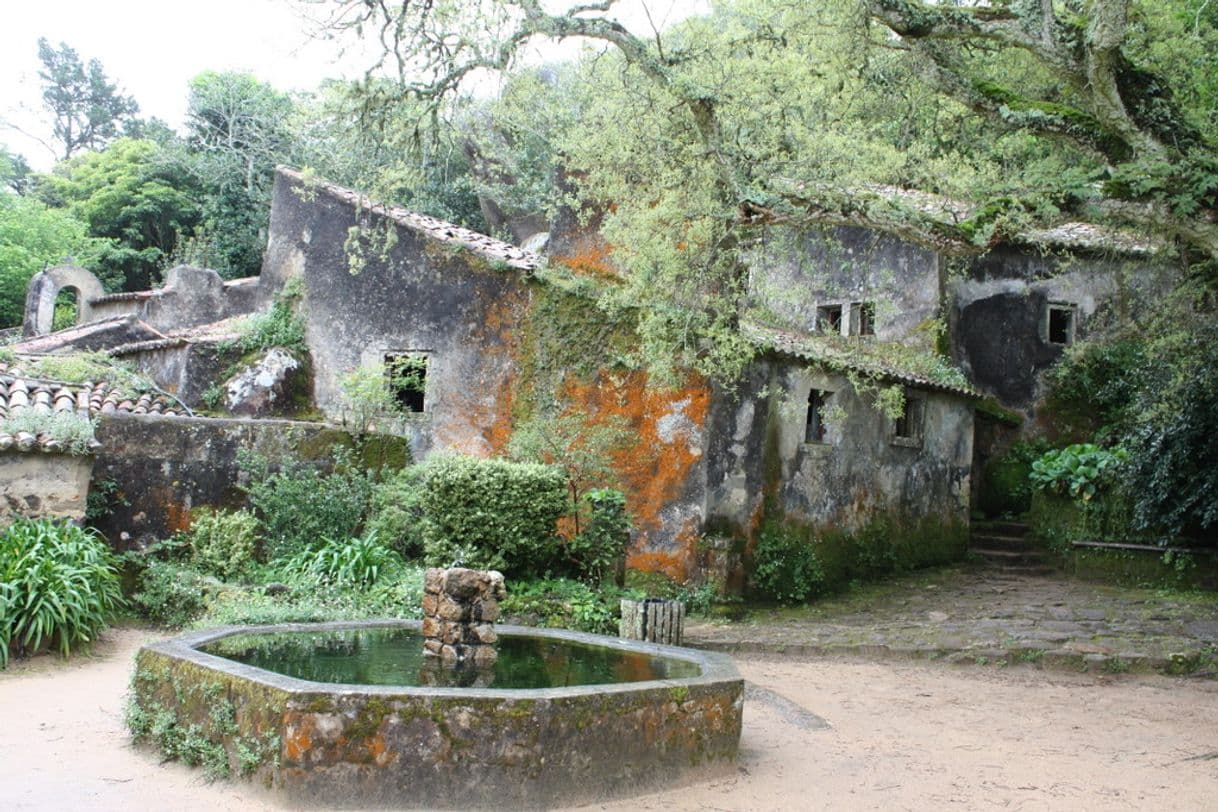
[201,628,700,688]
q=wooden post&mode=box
[619,598,685,645]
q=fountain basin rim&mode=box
[151,619,740,700]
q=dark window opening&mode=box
[1047,304,1075,345]
[894,396,925,442]
[849,301,875,337]
[805,389,831,443]
[817,304,843,334]
[385,353,428,413]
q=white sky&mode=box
[0,0,707,171]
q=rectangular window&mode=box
[817,304,843,335]
[849,301,876,337]
[1047,303,1075,345]
[385,353,428,413]
[805,389,831,443]
[893,395,925,445]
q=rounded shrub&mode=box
[0,517,122,665]
[750,522,824,603]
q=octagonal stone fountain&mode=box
[129,569,743,809]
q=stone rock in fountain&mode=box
[422,567,505,666]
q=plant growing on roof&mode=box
[0,410,95,455]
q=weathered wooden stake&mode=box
[619,598,685,645]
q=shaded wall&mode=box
[750,226,942,348]
[91,414,406,549]
[705,357,973,536]
[262,172,531,461]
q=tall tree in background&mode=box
[184,71,296,278]
[36,38,139,160]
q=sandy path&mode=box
[2,626,1216,810]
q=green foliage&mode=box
[0,518,122,666]
[185,509,259,580]
[568,488,630,583]
[508,407,631,534]
[420,454,568,576]
[1045,337,1147,442]
[1124,318,1218,540]
[1030,444,1130,503]
[500,578,634,635]
[185,71,296,278]
[978,439,1051,517]
[228,282,305,356]
[0,187,109,327]
[36,38,139,160]
[0,409,95,455]
[128,558,214,628]
[283,532,402,589]
[365,466,427,558]
[239,451,375,562]
[34,138,202,291]
[750,522,826,603]
[22,351,154,396]
[337,362,413,433]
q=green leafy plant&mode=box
[0,518,122,665]
[227,279,305,356]
[283,532,401,589]
[1030,444,1130,502]
[500,577,634,634]
[239,450,375,561]
[185,508,259,580]
[750,521,825,603]
[128,559,215,628]
[420,454,568,576]
[365,466,427,558]
[567,488,630,583]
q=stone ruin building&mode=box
[0,167,1174,586]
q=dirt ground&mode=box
[2,626,1216,811]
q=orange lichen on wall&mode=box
[553,237,618,280]
[561,370,711,581]
[434,288,527,458]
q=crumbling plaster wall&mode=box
[91,414,406,549]
[705,357,973,536]
[950,247,1176,410]
[750,226,942,347]
[0,452,93,523]
[262,172,531,462]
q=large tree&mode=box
[185,71,298,277]
[35,38,140,160]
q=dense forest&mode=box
[2,0,1216,539]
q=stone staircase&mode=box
[969,521,1055,576]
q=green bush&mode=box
[186,509,259,580]
[129,559,216,628]
[240,452,375,561]
[420,454,568,576]
[568,488,630,582]
[500,578,634,634]
[1030,443,1129,502]
[284,532,402,589]
[0,518,122,665]
[750,522,825,603]
[365,466,427,558]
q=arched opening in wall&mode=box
[52,286,80,331]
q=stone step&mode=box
[972,521,1031,537]
[971,547,1047,566]
[969,533,1041,553]
[985,564,1058,577]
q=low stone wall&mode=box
[0,451,93,523]
[131,621,743,810]
[91,414,408,548]
[422,568,505,666]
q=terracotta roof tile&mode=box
[279,167,543,272]
[0,362,185,454]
